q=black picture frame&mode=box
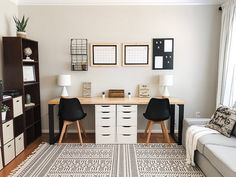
[123,44,149,66]
[91,44,118,66]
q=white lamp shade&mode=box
[159,75,173,86]
[57,75,71,86]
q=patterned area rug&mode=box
[10,143,204,177]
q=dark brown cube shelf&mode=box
[2,37,42,150]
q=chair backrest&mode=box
[59,98,86,121]
[144,98,170,121]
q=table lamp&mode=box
[57,74,71,97]
[159,75,173,97]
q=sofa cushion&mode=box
[196,133,236,154]
[206,106,236,137]
[203,144,236,177]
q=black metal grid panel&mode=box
[70,39,88,71]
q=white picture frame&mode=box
[23,65,36,82]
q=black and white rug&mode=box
[10,143,204,177]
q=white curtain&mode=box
[217,0,236,107]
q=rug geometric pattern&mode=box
[10,143,205,177]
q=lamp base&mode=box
[61,86,69,97]
[162,86,170,97]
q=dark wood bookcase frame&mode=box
[2,37,42,147]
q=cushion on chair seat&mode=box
[196,134,236,154]
[203,144,236,177]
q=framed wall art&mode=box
[91,43,118,66]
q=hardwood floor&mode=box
[0,133,174,176]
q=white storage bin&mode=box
[13,96,23,118]
[15,133,24,156]
[4,139,15,165]
[2,120,14,144]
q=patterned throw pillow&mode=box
[206,106,236,137]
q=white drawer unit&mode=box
[96,133,115,144]
[95,104,138,144]
[4,140,15,165]
[13,96,23,118]
[95,105,116,144]
[0,148,2,170]
[96,105,116,112]
[96,111,116,119]
[117,105,137,143]
[96,125,115,134]
[2,120,14,144]
[117,115,137,126]
[117,105,137,112]
[117,126,137,134]
[15,133,24,156]
[117,133,137,144]
[96,115,115,126]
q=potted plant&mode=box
[13,15,29,38]
[1,104,10,121]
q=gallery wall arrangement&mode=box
[70,38,174,70]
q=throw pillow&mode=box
[206,106,236,137]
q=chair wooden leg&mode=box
[58,121,67,144]
[79,121,87,137]
[161,121,170,144]
[146,121,154,144]
[144,120,151,136]
[76,120,83,144]
[64,126,68,138]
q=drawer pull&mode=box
[101,117,110,119]
[123,111,131,113]
[102,126,110,128]
[122,126,131,128]
[123,117,131,119]
[8,144,11,148]
[101,105,110,107]
[123,134,131,136]
[6,124,10,127]
[102,111,110,113]
[16,100,20,102]
[123,105,131,107]
[18,137,21,140]
[102,134,110,136]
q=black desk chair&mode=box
[143,98,171,144]
[58,98,87,144]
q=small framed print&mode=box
[23,65,36,82]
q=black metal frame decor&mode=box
[70,39,88,71]
[91,44,118,66]
[123,44,149,66]
[152,38,174,70]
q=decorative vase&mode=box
[17,31,27,38]
[26,94,31,104]
[1,111,6,121]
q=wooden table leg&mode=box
[178,104,184,145]
[49,104,55,145]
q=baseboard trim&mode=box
[42,129,178,134]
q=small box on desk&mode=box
[108,89,125,98]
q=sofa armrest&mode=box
[182,118,210,147]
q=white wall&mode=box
[0,0,18,79]
[18,5,221,132]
